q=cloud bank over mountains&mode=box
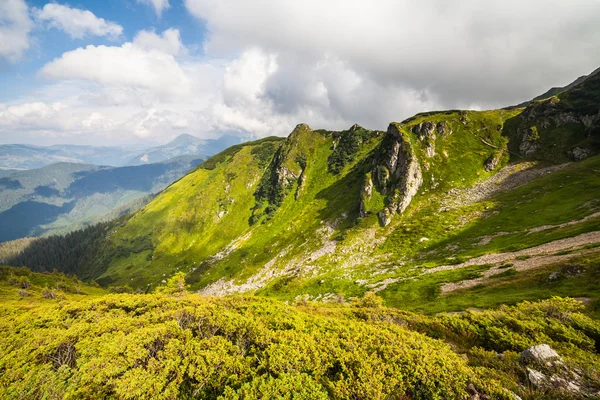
[1,0,600,144]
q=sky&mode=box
[0,0,599,146]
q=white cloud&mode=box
[1,34,219,144]
[0,0,33,61]
[5,1,600,146]
[39,32,191,98]
[133,28,185,56]
[185,0,600,110]
[0,102,67,132]
[137,0,170,17]
[34,3,123,39]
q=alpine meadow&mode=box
[1,1,600,399]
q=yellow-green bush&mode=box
[0,294,487,400]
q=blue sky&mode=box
[1,0,207,103]
[1,0,599,146]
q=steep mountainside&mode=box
[0,156,205,242]
[11,69,600,316]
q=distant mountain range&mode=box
[127,134,244,166]
[0,144,142,170]
[0,155,207,242]
[0,134,246,170]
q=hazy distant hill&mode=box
[0,134,246,170]
[0,144,142,170]
[127,134,244,166]
[0,155,206,242]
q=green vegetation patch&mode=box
[1,293,487,400]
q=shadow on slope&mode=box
[0,200,76,242]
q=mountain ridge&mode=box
[6,68,600,316]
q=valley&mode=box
[1,64,599,400]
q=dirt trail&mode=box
[433,231,600,293]
[443,162,569,209]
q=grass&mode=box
[94,117,600,316]
[380,250,600,316]
[417,154,600,263]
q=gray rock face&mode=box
[386,140,401,173]
[484,151,503,172]
[373,124,423,226]
[412,121,437,141]
[521,344,562,365]
[568,146,593,161]
[436,121,452,136]
[359,175,374,218]
[519,127,541,157]
[553,112,580,126]
[363,123,423,226]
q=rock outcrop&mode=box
[366,123,423,226]
[520,344,562,365]
[412,121,439,158]
[437,120,453,136]
[412,121,436,140]
[484,151,503,172]
[359,175,374,218]
[518,127,541,157]
[519,344,598,397]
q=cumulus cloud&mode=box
[0,0,33,61]
[40,31,191,98]
[5,2,600,145]
[33,3,123,39]
[1,35,220,144]
[185,0,600,114]
[137,0,170,17]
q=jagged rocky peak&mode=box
[349,123,362,132]
[291,123,312,134]
[361,123,423,226]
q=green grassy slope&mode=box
[81,71,598,309]
[10,69,600,317]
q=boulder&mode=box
[568,146,593,161]
[520,344,562,365]
[378,209,392,227]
